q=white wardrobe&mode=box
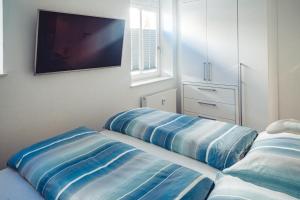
[178,0,278,131]
[179,0,238,85]
[238,0,278,131]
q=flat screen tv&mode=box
[35,10,125,74]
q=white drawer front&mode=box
[184,111,236,124]
[184,84,235,105]
[184,98,236,120]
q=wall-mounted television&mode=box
[35,10,125,74]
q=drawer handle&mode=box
[197,88,217,92]
[198,102,217,107]
[198,116,217,121]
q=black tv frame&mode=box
[34,9,126,75]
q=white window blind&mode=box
[130,0,160,77]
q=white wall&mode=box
[278,0,300,120]
[0,0,177,169]
[267,0,279,124]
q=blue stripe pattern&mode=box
[208,173,298,200]
[224,132,300,199]
[105,108,258,170]
[7,127,214,200]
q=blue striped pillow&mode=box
[105,108,258,170]
[223,132,300,198]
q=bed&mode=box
[1,109,299,200]
[0,129,218,200]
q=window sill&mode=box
[0,73,7,77]
[131,76,174,88]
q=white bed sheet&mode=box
[0,168,43,200]
[0,130,218,199]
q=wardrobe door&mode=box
[178,0,207,82]
[238,0,270,131]
[206,0,238,85]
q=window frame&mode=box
[130,1,161,81]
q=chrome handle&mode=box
[198,115,217,120]
[197,88,217,92]
[198,102,217,107]
[203,62,207,81]
[239,63,244,125]
[208,62,212,81]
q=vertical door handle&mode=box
[203,62,207,81]
[208,62,212,81]
[239,63,244,125]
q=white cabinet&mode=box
[179,0,279,129]
[238,0,278,131]
[178,0,207,83]
[206,0,238,85]
[182,83,239,124]
[184,84,235,105]
[178,0,238,86]
[178,0,240,125]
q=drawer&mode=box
[184,111,236,124]
[184,84,236,105]
[183,98,236,120]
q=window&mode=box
[130,0,160,80]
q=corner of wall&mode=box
[267,0,279,123]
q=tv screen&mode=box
[35,10,125,74]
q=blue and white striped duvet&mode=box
[7,127,214,200]
[224,132,300,198]
[105,108,258,170]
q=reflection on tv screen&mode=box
[35,10,125,74]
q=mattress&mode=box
[0,130,218,200]
[0,168,43,200]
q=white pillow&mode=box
[266,119,300,135]
[208,174,297,200]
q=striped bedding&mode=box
[223,132,300,198]
[7,127,214,200]
[207,174,298,200]
[105,108,258,170]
